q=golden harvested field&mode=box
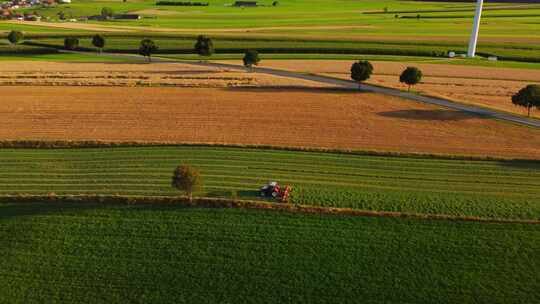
[257,60,540,118]
[3,86,540,159]
[0,61,329,88]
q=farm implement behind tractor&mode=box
[260,181,291,203]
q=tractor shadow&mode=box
[378,109,485,121]
[206,190,262,200]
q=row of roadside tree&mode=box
[5,30,540,117]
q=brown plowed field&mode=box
[3,86,540,159]
[257,60,540,118]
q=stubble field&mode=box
[0,61,329,87]
[257,60,540,118]
[3,85,540,159]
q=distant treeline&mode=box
[156,1,209,6]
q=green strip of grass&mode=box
[23,35,540,63]
[1,202,538,303]
[1,146,539,220]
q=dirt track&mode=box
[2,86,539,159]
[257,60,540,118]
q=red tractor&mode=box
[259,181,291,202]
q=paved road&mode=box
[62,50,540,129]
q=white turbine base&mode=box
[467,0,484,58]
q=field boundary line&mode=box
[3,195,540,225]
[2,140,540,162]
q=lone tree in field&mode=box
[512,84,540,117]
[139,39,158,62]
[194,35,214,58]
[92,34,106,53]
[243,50,260,69]
[399,66,423,92]
[172,164,202,202]
[64,37,79,51]
[7,31,23,45]
[101,7,114,20]
[350,60,373,89]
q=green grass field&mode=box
[2,146,540,220]
[1,202,539,303]
[1,0,538,62]
[0,0,537,64]
[24,35,540,61]
[14,0,540,40]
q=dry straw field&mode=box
[0,61,329,88]
[1,61,539,159]
[3,85,540,159]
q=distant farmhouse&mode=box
[0,0,67,20]
[233,1,257,7]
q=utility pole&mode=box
[467,0,484,57]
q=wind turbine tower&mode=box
[467,0,484,57]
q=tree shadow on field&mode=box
[377,109,485,121]
[224,86,363,94]
[498,159,540,170]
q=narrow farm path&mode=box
[61,50,540,129]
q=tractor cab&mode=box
[260,181,291,202]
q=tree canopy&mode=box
[139,39,158,62]
[92,35,106,52]
[171,164,202,201]
[350,60,373,86]
[101,7,114,19]
[512,84,540,117]
[194,35,215,57]
[243,50,261,68]
[64,37,79,51]
[7,31,23,45]
[399,67,423,92]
